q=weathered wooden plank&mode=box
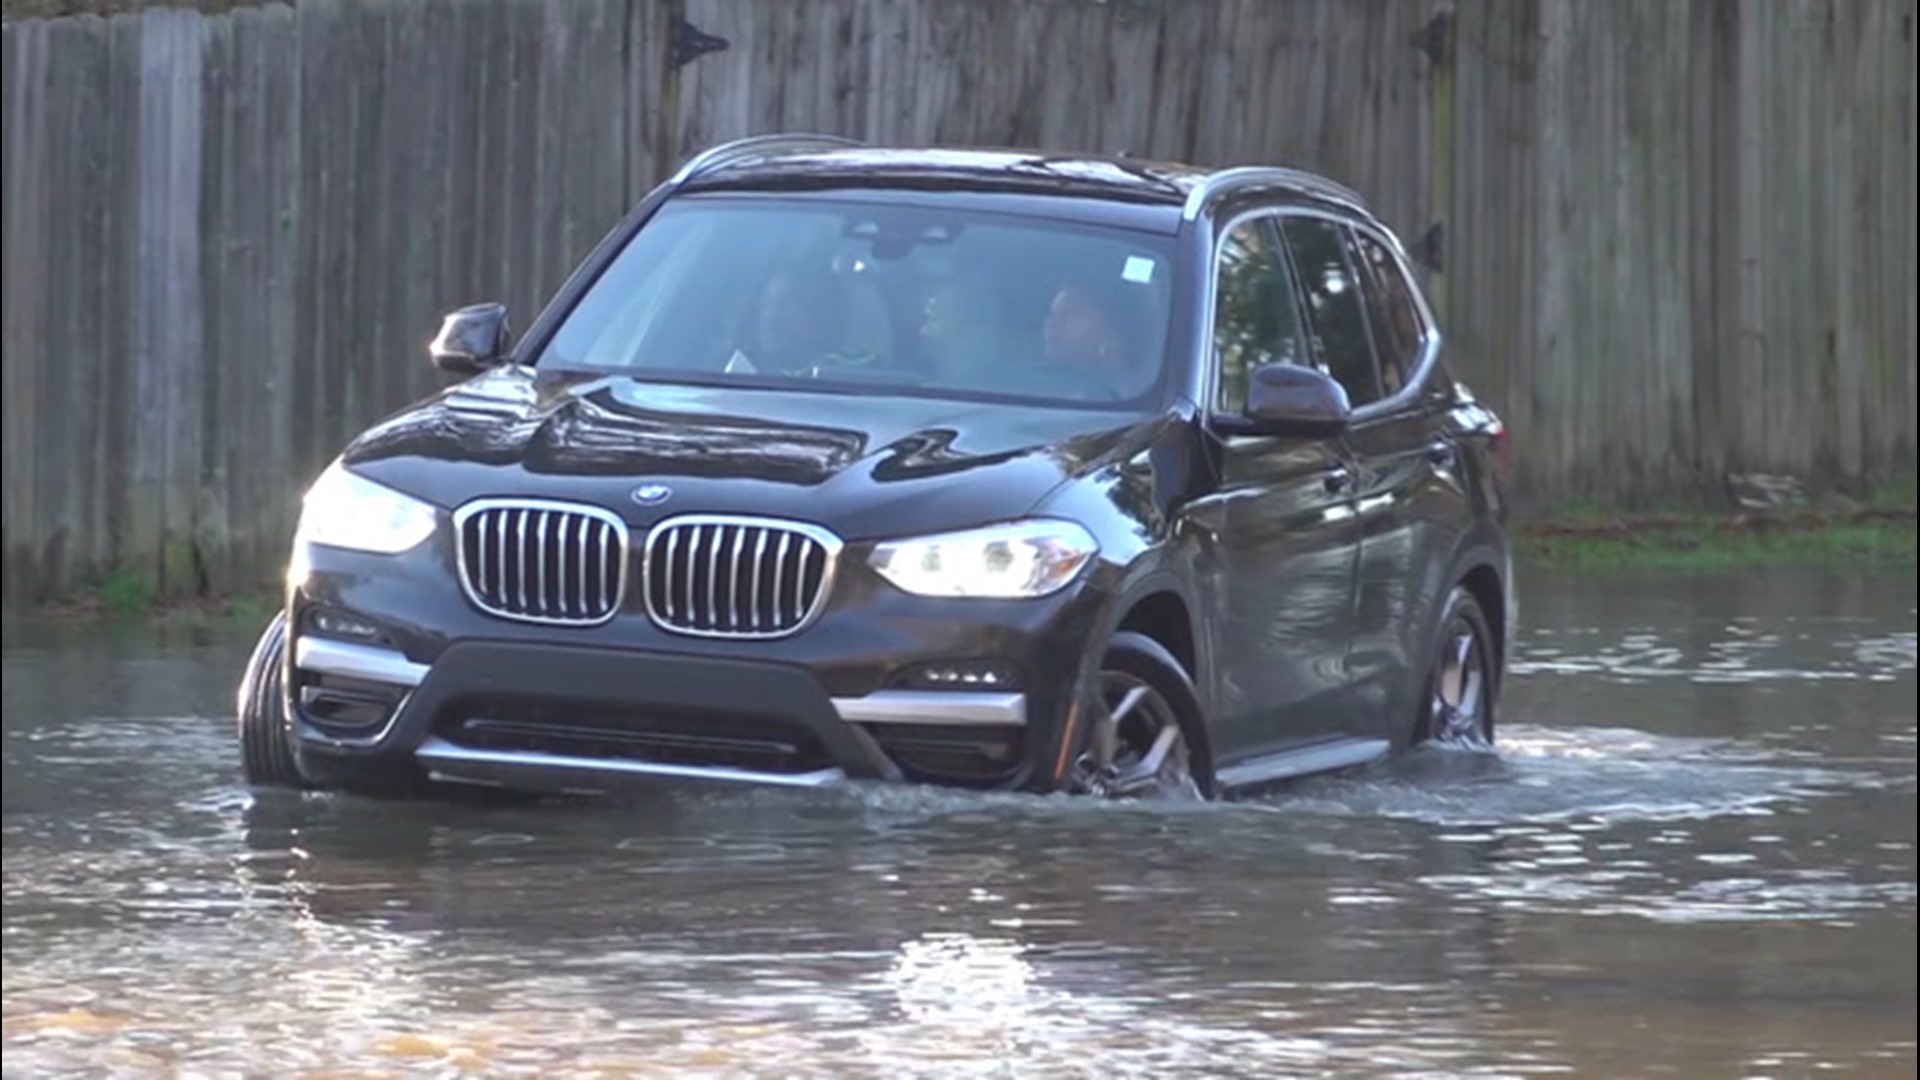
[126,8,207,596]
[1757,1,1806,476]
[579,0,633,279]
[249,3,301,587]
[292,0,339,481]
[1649,0,1698,497]
[441,0,482,311]
[197,2,298,591]
[1896,0,1918,478]
[373,0,412,413]
[673,0,733,159]
[97,12,143,592]
[1524,0,1568,502]
[1688,0,1729,491]
[336,0,383,442]
[625,0,670,198]
[527,0,567,320]
[2,20,50,601]
[400,0,441,406]
[195,7,237,593]
[1444,0,1510,414]
[1858,0,1917,483]
[465,0,507,314]
[36,17,101,594]
[1182,0,1238,165]
[1725,0,1772,481]
[553,0,591,298]
[497,0,541,326]
[415,0,453,358]
[67,15,115,588]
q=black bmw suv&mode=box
[237,134,1515,801]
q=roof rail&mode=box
[670,132,866,185]
[1181,165,1368,221]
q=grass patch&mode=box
[1520,507,1917,572]
[94,566,155,617]
[1865,473,1919,509]
[33,579,279,627]
[1523,472,1917,572]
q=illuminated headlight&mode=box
[294,461,438,555]
[870,519,1098,599]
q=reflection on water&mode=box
[3,568,1916,1076]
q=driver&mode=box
[725,266,876,376]
[1030,277,1156,400]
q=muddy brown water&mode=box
[3,568,1915,1077]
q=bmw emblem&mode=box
[631,483,673,507]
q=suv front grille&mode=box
[643,515,841,639]
[455,499,629,625]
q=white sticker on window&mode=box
[1122,255,1156,284]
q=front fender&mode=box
[1035,554,1212,788]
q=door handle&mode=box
[1323,466,1353,494]
[1426,441,1457,469]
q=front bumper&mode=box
[285,542,1103,795]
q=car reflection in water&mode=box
[229,786,1522,1067]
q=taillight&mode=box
[1489,419,1514,476]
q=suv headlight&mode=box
[870,519,1098,599]
[295,461,438,554]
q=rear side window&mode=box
[1353,230,1428,398]
[1279,217,1381,407]
[1211,217,1309,414]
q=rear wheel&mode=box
[1417,586,1498,748]
[237,611,307,788]
[1067,631,1212,800]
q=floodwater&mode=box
[3,568,1915,1078]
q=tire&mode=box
[236,611,307,789]
[1065,631,1215,800]
[1415,586,1499,747]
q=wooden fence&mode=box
[3,0,1914,604]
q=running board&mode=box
[414,736,847,794]
[1215,738,1390,792]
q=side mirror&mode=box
[429,302,512,375]
[1224,363,1352,438]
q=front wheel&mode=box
[1066,631,1213,800]
[236,611,306,788]
[1416,586,1498,748]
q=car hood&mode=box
[340,367,1161,540]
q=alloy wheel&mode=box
[1427,614,1492,747]
[1070,669,1202,800]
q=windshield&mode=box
[537,194,1178,408]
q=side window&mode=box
[1353,230,1428,398]
[1279,217,1382,407]
[1211,217,1309,414]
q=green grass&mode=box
[30,577,278,627]
[1520,472,1917,572]
[94,567,156,618]
[1866,473,1919,509]
[1519,510,1917,573]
